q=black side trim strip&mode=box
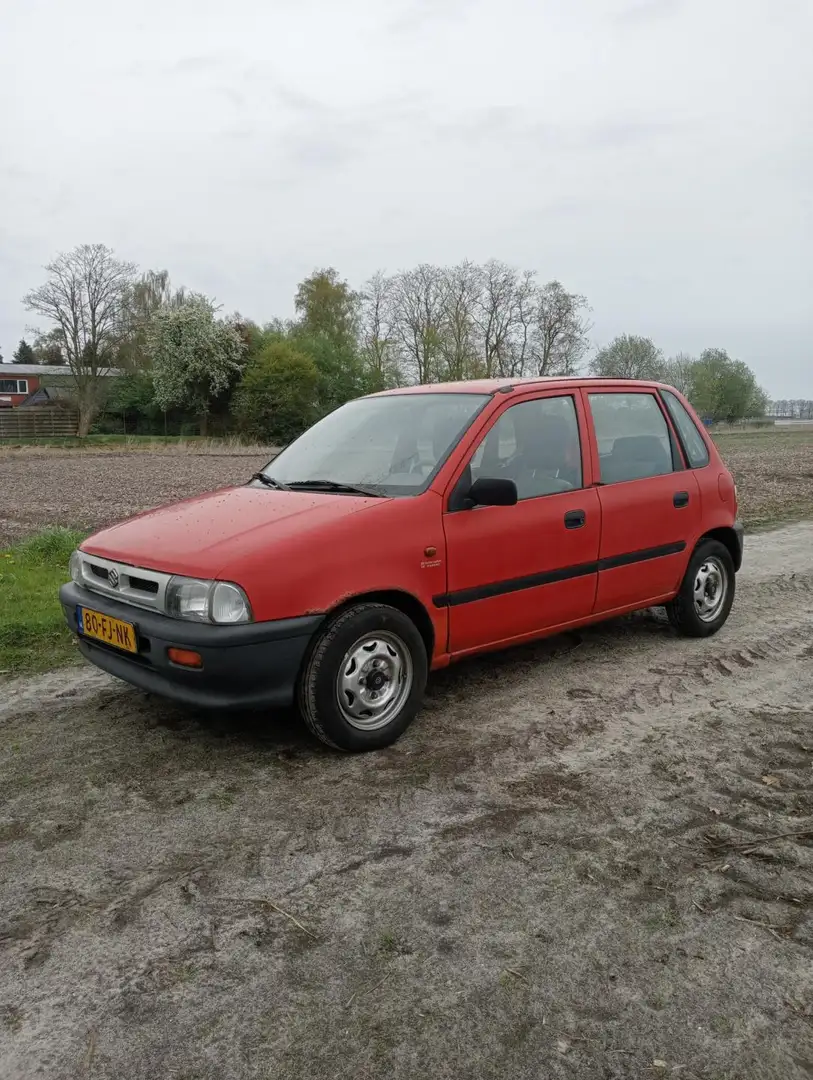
[432,541,687,608]
[433,560,597,609]
[598,540,686,572]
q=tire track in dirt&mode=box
[2,522,813,1080]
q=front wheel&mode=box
[666,539,736,638]
[298,603,428,751]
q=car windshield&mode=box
[259,393,489,497]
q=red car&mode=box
[62,378,742,751]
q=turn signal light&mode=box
[167,647,203,669]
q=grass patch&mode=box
[0,527,86,678]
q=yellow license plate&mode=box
[77,606,138,654]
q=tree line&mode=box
[15,243,771,440]
[768,400,813,420]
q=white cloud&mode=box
[1,0,810,394]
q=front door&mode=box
[441,391,601,656]
[584,389,702,613]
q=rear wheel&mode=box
[666,539,735,638]
[298,603,428,751]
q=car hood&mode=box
[81,485,381,578]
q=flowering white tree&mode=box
[148,294,245,434]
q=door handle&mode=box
[564,509,586,529]
[673,491,690,508]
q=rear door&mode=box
[584,388,701,613]
[441,390,601,655]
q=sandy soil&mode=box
[1,523,812,1079]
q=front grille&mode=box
[128,575,159,595]
[77,554,172,613]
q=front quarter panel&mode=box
[226,493,448,656]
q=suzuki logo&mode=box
[108,568,120,589]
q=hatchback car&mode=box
[61,378,743,751]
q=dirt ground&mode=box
[0,446,273,549]
[2,428,813,547]
[2,522,813,1080]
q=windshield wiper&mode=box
[286,479,386,498]
[251,472,290,490]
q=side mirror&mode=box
[468,476,518,507]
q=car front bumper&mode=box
[60,582,323,710]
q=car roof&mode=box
[367,377,669,397]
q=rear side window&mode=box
[661,390,710,468]
[589,392,674,484]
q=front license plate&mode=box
[77,606,138,654]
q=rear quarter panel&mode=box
[662,388,739,546]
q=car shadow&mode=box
[139,608,673,754]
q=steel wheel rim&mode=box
[337,631,414,731]
[693,556,728,622]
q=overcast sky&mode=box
[1,0,810,396]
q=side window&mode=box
[661,390,710,468]
[471,395,582,500]
[589,392,674,485]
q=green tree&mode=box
[294,267,360,350]
[228,315,266,362]
[293,330,368,413]
[23,244,137,434]
[748,383,770,419]
[688,348,765,421]
[234,340,319,443]
[589,334,665,380]
[31,330,66,365]
[291,268,368,411]
[13,339,35,364]
[148,294,245,435]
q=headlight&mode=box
[211,582,251,624]
[69,550,84,586]
[165,576,252,624]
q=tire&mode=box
[297,603,428,752]
[666,538,736,638]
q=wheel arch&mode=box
[326,589,436,662]
[699,526,742,572]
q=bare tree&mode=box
[24,244,136,434]
[388,264,445,383]
[371,261,592,387]
[503,271,540,378]
[472,261,537,378]
[438,261,482,381]
[662,352,695,396]
[531,281,591,376]
[359,271,401,390]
